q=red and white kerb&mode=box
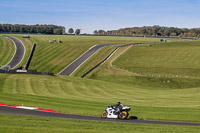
[0,103,60,113]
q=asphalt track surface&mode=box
[58,43,124,76]
[1,35,25,69]
[0,106,200,127]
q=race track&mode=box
[58,43,124,76]
[1,38,199,127]
[1,35,25,69]
[0,105,200,127]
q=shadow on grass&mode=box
[129,116,138,120]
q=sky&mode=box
[1,0,200,33]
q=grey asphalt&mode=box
[1,35,25,68]
[0,105,200,126]
[58,43,124,76]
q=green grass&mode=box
[84,41,200,88]
[0,36,15,66]
[0,114,199,133]
[0,73,200,122]
[0,35,200,131]
[113,41,200,79]
[12,35,160,74]
[2,34,187,72]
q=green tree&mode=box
[170,32,177,36]
[98,30,105,35]
[75,29,81,35]
[93,30,98,35]
[53,29,62,35]
[68,28,74,34]
[164,29,171,36]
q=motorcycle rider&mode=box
[112,102,124,113]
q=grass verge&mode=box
[0,114,199,133]
[0,36,15,67]
[0,73,199,122]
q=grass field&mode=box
[0,36,15,67]
[84,41,200,88]
[2,35,188,73]
[0,73,199,123]
[12,35,160,73]
[0,35,200,132]
[113,41,200,79]
[0,114,199,133]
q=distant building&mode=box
[23,35,30,38]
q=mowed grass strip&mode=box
[0,73,199,122]
[0,36,15,66]
[113,41,200,79]
[86,41,200,88]
[0,114,199,133]
[18,35,160,73]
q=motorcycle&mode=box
[101,104,131,119]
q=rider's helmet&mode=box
[117,102,121,105]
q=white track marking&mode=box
[57,45,97,75]
[69,47,103,76]
[11,36,26,68]
[16,106,37,110]
[0,36,26,69]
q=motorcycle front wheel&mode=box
[101,111,108,119]
[118,111,129,119]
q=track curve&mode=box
[0,105,199,126]
[58,43,124,76]
[1,35,25,69]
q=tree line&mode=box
[93,25,200,37]
[0,24,65,34]
[68,28,81,35]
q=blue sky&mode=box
[1,0,200,33]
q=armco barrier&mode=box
[80,43,156,78]
[25,43,36,70]
[0,69,54,76]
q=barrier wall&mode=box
[0,69,54,76]
[25,43,36,70]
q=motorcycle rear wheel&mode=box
[101,111,108,119]
[118,111,128,119]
